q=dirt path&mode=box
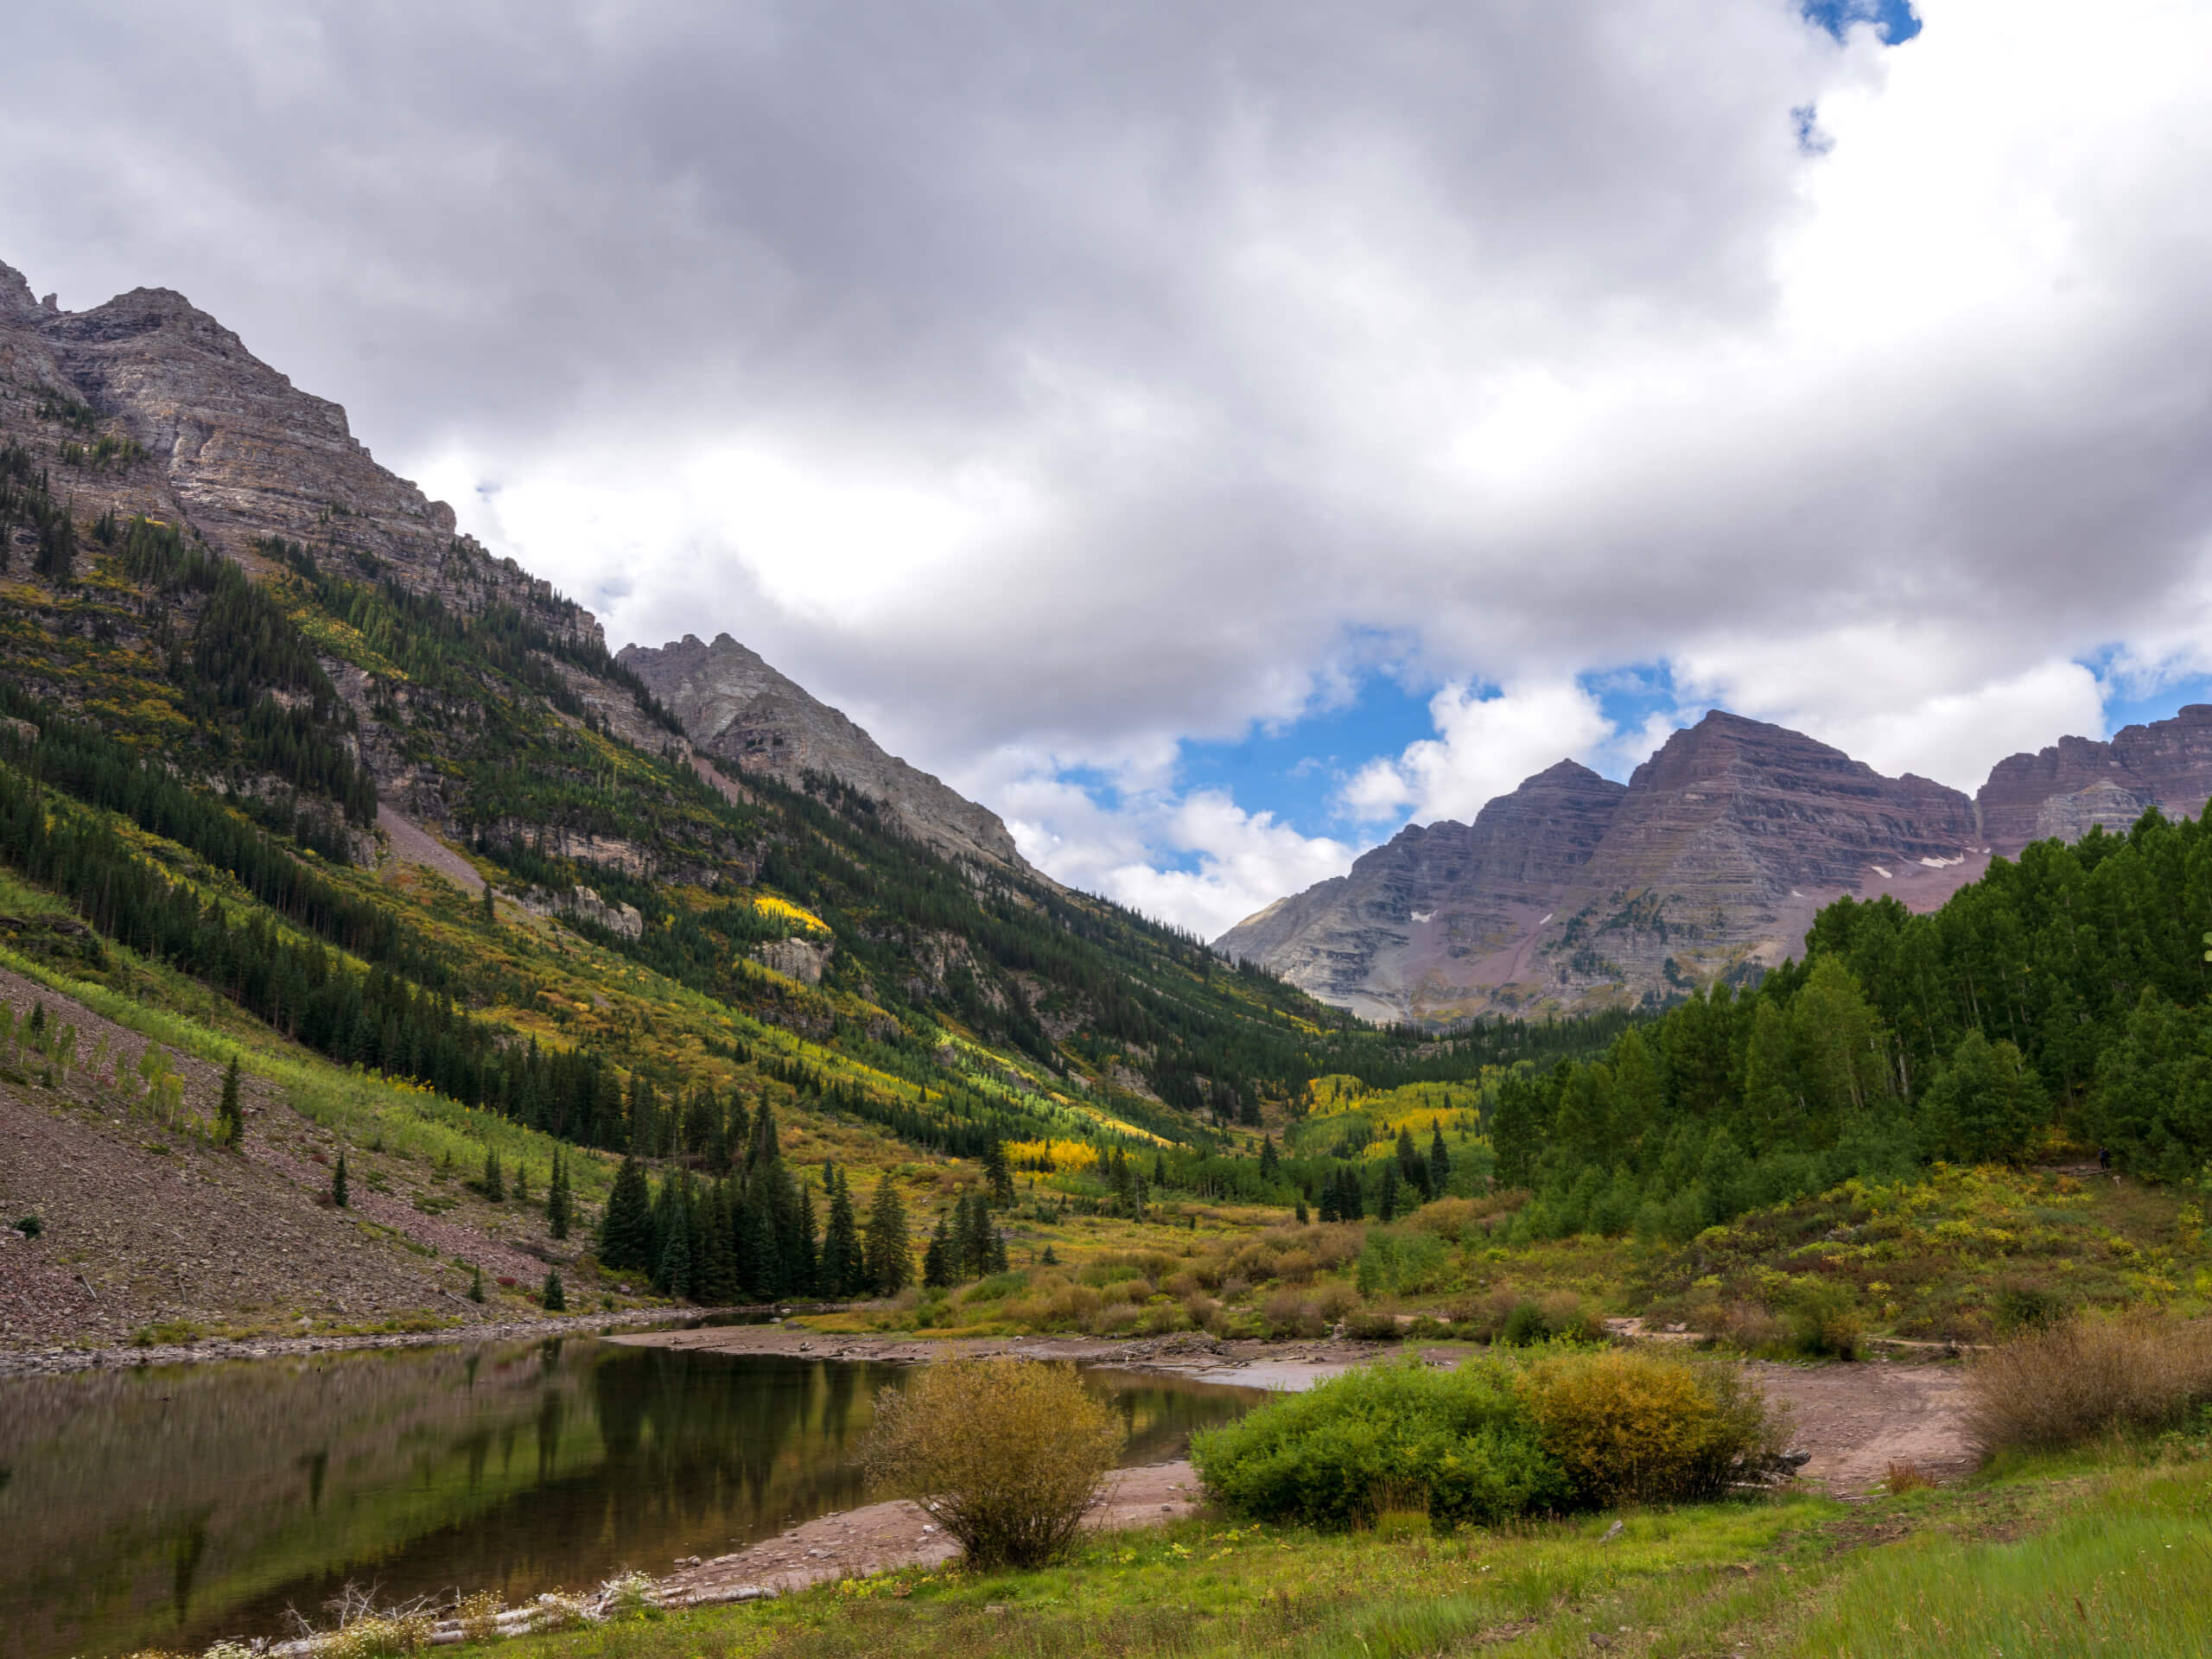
[1749,1360,1974,1494]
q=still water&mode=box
[0,1338,1262,1659]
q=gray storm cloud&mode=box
[6,1,2212,932]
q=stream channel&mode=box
[0,1334,1264,1659]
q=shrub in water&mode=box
[860,1358,1123,1567]
[1518,1349,1790,1506]
[1192,1357,1565,1529]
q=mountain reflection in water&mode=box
[0,1340,1260,1659]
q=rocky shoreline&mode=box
[0,1306,690,1376]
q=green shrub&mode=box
[1787,1279,1862,1358]
[1192,1357,1565,1529]
[1356,1228,1452,1295]
[962,1269,1030,1303]
[1519,1349,1790,1506]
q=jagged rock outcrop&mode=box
[619,632,1035,877]
[753,937,834,985]
[1216,761,1625,1022]
[518,884,645,940]
[0,257,589,640]
[1221,714,1986,1021]
[1978,706,2212,853]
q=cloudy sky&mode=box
[10,0,2212,938]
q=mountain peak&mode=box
[620,632,1037,879]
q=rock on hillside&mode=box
[0,257,584,637]
[1220,713,1986,1022]
[620,632,1036,877]
[1978,705,2212,854]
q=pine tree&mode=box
[599,1155,653,1272]
[543,1269,566,1312]
[1259,1135,1279,1178]
[480,883,496,925]
[822,1169,861,1297]
[332,1149,349,1209]
[982,1140,1015,1206]
[1427,1123,1452,1196]
[482,1147,505,1202]
[1377,1159,1401,1222]
[657,1185,693,1299]
[467,1264,486,1302]
[863,1175,911,1295]
[923,1213,953,1288]
[219,1056,243,1148]
[988,1225,1009,1275]
[547,1150,572,1239]
[514,1162,529,1205]
[1294,1196,1310,1224]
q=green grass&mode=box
[423,1452,2209,1659]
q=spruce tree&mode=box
[1259,1135,1279,1178]
[1295,1196,1310,1225]
[542,1269,565,1312]
[332,1149,349,1209]
[1154,1151,1169,1187]
[514,1162,529,1205]
[1377,1160,1400,1222]
[547,1149,573,1239]
[923,1213,953,1288]
[480,883,496,925]
[219,1057,243,1148]
[988,1225,1009,1275]
[658,1187,693,1299]
[482,1147,505,1202]
[599,1155,653,1272]
[982,1140,1015,1206]
[862,1175,911,1295]
[1427,1123,1452,1195]
[822,1170,861,1297]
[467,1264,486,1302]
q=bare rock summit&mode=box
[619,632,1035,879]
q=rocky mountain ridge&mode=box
[0,259,583,641]
[620,632,1035,878]
[1220,705,2212,1023]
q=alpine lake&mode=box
[0,1333,1264,1659]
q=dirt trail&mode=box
[1749,1360,1974,1494]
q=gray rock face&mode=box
[519,884,645,940]
[1216,760,1625,1022]
[0,257,590,640]
[1979,705,2212,854]
[1220,714,1986,1022]
[619,632,1034,877]
[754,937,834,985]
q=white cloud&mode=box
[12,2,2212,931]
[1344,680,1615,824]
[994,771,1357,942]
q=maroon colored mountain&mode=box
[1216,760,1626,1021]
[1217,712,1987,1021]
[1978,705,2212,853]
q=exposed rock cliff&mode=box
[1978,706,2212,853]
[619,632,1034,877]
[1221,714,1986,1022]
[0,258,588,640]
[1215,761,1625,1022]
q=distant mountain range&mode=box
[1215,705,2212,1022]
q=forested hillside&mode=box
[1492,808,2212,1241]
[2,429,1606,1201]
